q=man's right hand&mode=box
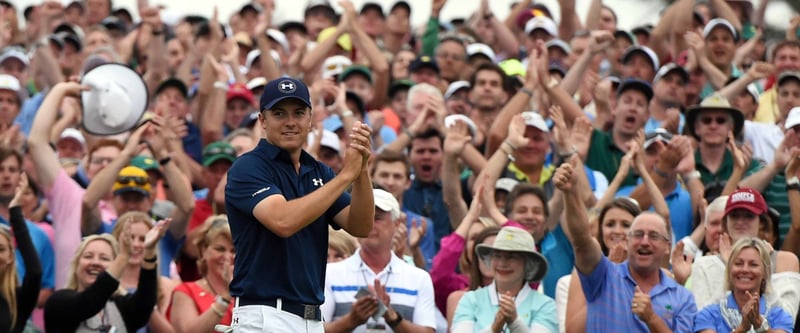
[342,122,372,179]
[348,296,379,327]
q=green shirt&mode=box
[764,172,791,237]
[695,149,762,186]
[421,17,440,57]
[586,129,637,187]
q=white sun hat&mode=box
[80,64,148,135]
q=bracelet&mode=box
[341,109,354,118]
[500,145,516,162]
[503,140,518,151]
[210,304,225,317]
[386,311,403,328]
[213,81,229,91]
[519,87,533,97]
[787,176,800,186]
[143,256,157,263]
[404,128,415,139]
[558,145,577,160]
[215,295,231,307]
[786,183,800,192]
[682,170,701,181]
[158,156,172,165]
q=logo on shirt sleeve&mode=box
[252,187,270,197]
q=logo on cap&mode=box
[421,56,430,62]
[278,80,296,93]
[731,191,755,203]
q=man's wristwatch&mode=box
[754,316,770,333]
[386,311,403,328]
[787,176,800,191]
[215,295,231,307]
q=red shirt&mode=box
[167,281,233,325]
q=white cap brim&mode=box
[81,64,148,135]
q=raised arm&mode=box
[718,62,774,102]
[340,1,389,109]
[300,16,349,74]
[9,174,42,331]
[558,31,613,96]
[146,128,195,240]
[118,219,169,331]
[708,0,742,32]
[141,6,168,98]
[442,120,471,229]
[782,147,800,255]
[254,9,281,82]
[554,156,603,275]
[199,55,229,146]
[557,0,581,41]
[685,31,728,90]
[28,83,83,188]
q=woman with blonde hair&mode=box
[167,215,235,332]
[0,173,41,333]
[43,216,169,332]
[110,212,177,333]
[693,237,794,332]
[327,226,357,263]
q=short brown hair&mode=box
[88,139,123,160]
[371,149,411,179]
[505,183,549,218]
[0,144,22,167]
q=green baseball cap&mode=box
[131,155,162,178]
[339,65,373,84]
[202,141,237,167]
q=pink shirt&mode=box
[430,233,469,314]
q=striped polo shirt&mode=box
[321,250,437,332]
[579,257,697,332]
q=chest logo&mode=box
[313,178,324,186]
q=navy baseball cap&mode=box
[260,77,312,111]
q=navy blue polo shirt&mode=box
[402,180,449,252]
[225,139,350,305]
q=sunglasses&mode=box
[117,176,148,186]
[700,116,728,125]
[204,146,236,157]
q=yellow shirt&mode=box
[753,87,778,123]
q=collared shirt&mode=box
[403,209,436,270]
[579,257,697,332]
[452,281,558,332]
[587,129,638,187]
[226,139,350,305]
[540,225,574,299]
[322,249,437,332]
[754,87,778,124]
[403,180,449,251]
[764,172,791,237]
[693,293,793,332]
[501,162,557,199]
[695,148,763,185]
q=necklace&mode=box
[205,278,220,296]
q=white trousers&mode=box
[228,298,324,333]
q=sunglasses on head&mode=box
[117,176,148,186]
[205,146,236,157]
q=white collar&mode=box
[487,281,532,307]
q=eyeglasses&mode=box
[117,176,148,186]
[628,230,669,243]
[700,116,728,125]
[204,146,236,157]
[490,252,525,262]
[435,52,466,62]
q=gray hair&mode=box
[406,83,443,111]
[705,196,728,227]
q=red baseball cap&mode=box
[725,188,767,216]
[226,83,255,106]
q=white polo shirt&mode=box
[322,249,437,332]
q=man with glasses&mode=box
[555,159,697,332]
[434,36,468,83]
[225,77,374,333]
[321,189,436,332]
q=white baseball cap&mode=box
[495,177,519,193]
[246,77,267,91]
[374,188,400,220]
[0,48,29,67]
[307,129,342,155]
[444,114,478,141]
[703,18,738,41]
[58,127,86,147]
[0,74,20,93]
[266,29,290,53]
[521,111,549,133]
[524,16,557,37]
[321,55,352,79]
[80,64,148,135]
[466,43,496,62]
[444,80,470,100]
[784,107,800,130]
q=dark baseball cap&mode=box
[260,77,312,111]
[409,56,440,74]
[155,78,188,100]
[616,78,654,102]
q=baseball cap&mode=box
[614,30,636,45]
[266,29,290,53]
[524,16,557,36]
[388,79,414,98]
[322,55,353,79]
[495,177,520,193]
[0,48,29,67]
[0,74,20,93]
[112,166,151,196]
[246,77,267,92]
[360,2,384,17]
[444,114,478,140]
[467,43,496,62]
[155,78,188,100]
[130,155,162,178]
[260,77,312,111]
[616,78,654,101]
[101,16,127,34]
[544,39,571,55]
[305,0,336,19]
[278,21,308,35]
[784,107,800,130]
[307,129,341,155]
[499,59,526,77]
[703,18,739,41]
[58,128,86,148]
[777,71,800,87]
[654,63,689,84]
[521,112,549,133]
[202,141,237,167]
[389,0,411,14]
[621,45,660,72]
[374,188,400,220]
[725,188,767,216]
[408,56,440,74]
[444,81,470,100]
[339,65,373,84]
[227,83,256,106]
[643,128,673,150]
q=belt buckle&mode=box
[303,305,316,319]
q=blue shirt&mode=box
[15,91,45,136]
[693,293,793,333]
[0,216,55,289]
[225,139,349,305]
[183,121,203,164]
[616,180,694,241]
[403,180,449,252]
[579,257,696,332]
[404,209,436,270]
[540,225,574,298]
[644,114,685,135]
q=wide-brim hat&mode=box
[80,64,148,135]
[685,93,744,140]
[475,227,548,282]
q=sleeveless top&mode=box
[167,282,233,325]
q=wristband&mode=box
[215,295,231,307]
[500,146,516,162]
[158,156,172,165]
[213,81,229,91]
[519,87,533,97]
[386,311,403,328]
[341,109,354,118]
[503,140,518,151]
[143,256,157,263]
[787,176,799,186]
[404,128,414,139]
[787,183,800,192]
[682,170,701,181]
[558,145,577,160]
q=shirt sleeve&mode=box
[691,305,718,332]
[767,307,795,332]
[577,256,610,302]
[451,290,478,326]
[225,155,284,217]
[673,290,698,333]
[410,271,437,329]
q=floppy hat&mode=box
[80,63,148,135]
[476,226,548,282]
[685,93,745,140]
[725,187,767,216]
[112,166,151,196]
